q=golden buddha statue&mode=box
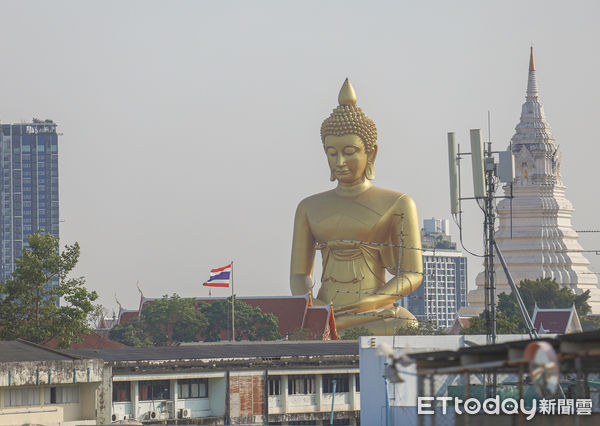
[290,79,423,335]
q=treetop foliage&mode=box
[110,295,280,346]
[463,277,591,335]
[0,232,98,348]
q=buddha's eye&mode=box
[343,147,359,155]
[326,148,337,156]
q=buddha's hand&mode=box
[334,294,394,315]
[383,275,414,297]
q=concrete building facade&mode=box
[70,341,360,425]
[0,341,104,426]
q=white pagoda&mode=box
[462,48,600,315]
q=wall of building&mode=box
[229,370,264,424]
[108,366,360,425]
[0,384,98,426]
[407,250,467,329]
[0,358,103,425]
[111,372,227,423]
[266,369,360,425]
[209,377,226,417]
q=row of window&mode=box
[113,379,208,402]
[113,375,359,402]
[3,386,78,407]
[268,374,359,396]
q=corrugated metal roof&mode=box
[67,341,358,362]
[0,340,81,362]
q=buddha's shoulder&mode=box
[359,186,417,210]
[296,189,338,211]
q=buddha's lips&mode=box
[336,170,350,175]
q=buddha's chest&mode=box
[306,198,392,242]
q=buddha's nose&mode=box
[336,154,346,166]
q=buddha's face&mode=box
[324,134,376,184]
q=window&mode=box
[355,374,360,392]
[139,380,170,401]
[323,375,350,393]
[288,375,314,395]
[178,379,207,399]
[7,388,40,406]
[268,377,281,395]
[45,386,79,404]
[113,382,131,402]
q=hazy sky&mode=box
[1,1,599,314]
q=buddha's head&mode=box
[321,79,378,183]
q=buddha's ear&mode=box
[365,145,377,180]
[368,145,378,163]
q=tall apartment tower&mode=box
[0,120,59,286]
[461,49,600,315]
[405,218,468,328]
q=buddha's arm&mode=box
[336,194,423,313]
[381,194,423,295]
[290,202,316,295]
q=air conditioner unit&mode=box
[149,410,158,420]
[178,408,192,419]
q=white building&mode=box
[406,219,468,329]
[463,48,600,315]
[71,341,360,425]
[0,341,104,426]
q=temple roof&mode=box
[118,292,337,341]
[532,304,582,334]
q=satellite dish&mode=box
[524,341,560,398]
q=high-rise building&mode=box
[462,49,600,315]
[405,218,468,328]
[0,120,59,286]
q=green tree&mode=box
[0,232,98,348]
[341,326,375,340]
[463,277,590,335]
[396,319,448,335]
[141,294,209,345]
[287,327,310,340]
[201,298,280,342]
[110,295,208,346]
[108,318,153,347]
[110,296,280,346]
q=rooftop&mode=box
[67,340,358,363]
[0,340,81,362]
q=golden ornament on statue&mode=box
[290,79,423,335]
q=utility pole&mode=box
[484,141,497,346]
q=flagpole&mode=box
[231,261,235,342]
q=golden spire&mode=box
[529,46,535,71]
[338,78,357,106]
[114,293,122,311]
[136,280,144,298]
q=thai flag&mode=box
[203,264,231,287]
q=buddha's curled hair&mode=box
[320,104,378,153]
